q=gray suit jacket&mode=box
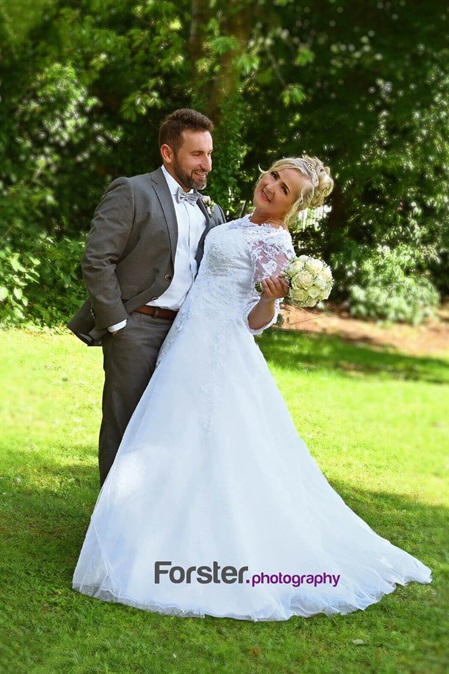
[68,168,226,345]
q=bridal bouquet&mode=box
[282,255,333,307]
[257,255,334,308]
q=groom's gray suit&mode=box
[68,168,225,483]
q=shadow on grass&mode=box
[2,449,447,593]
[2,450,448,674]
[258,329,449,384]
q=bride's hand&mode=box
[260,275,289,300]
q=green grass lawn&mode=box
[0,328,448,674]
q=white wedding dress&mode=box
[73,215,431,620]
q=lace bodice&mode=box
[189,214,294,316]
[158,215,295,364]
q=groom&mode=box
[68,108,226,485]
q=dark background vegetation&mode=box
[1,0,448,326]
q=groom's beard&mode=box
[172,157,208,191]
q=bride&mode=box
[73,156,431,620]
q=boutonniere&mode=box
[201,195,215,216]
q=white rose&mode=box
[307,286,321,299]
[320,266,333,282]
[313,276,327,290]
[290,288,308,304]
[305,297,318,307]
[291,273,304,290]
[287,259,305,276]
[305,258,324,275]
[299,271,314,289]
[297,255,309,264]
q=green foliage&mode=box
[1,0,448,326]
[0,246,40,323]
[205,97,249,214]
[346,245,440,325]
[238,0,449,321]
[25,235,87,326]
[0,235,86,327]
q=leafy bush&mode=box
[347,246,440,325]
[0,246,40,324]
[1,0,448,328]
[0,235,86,327]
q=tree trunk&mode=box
[189,0,210,65]
[206,4,252,122]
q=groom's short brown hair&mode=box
[159,108,214,155]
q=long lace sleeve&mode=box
[244,228,295,335]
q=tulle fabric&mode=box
[73,217,431,620]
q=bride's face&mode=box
[253,168,306,224]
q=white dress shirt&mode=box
[108,166,206,332]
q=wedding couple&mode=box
[69,108,431,621]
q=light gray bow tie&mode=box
[176,186,200,206]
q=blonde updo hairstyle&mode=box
[257,156,334,229]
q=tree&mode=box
[1,0,448,326]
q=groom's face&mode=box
[163,130,213,191]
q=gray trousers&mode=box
[99,311,174,485]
